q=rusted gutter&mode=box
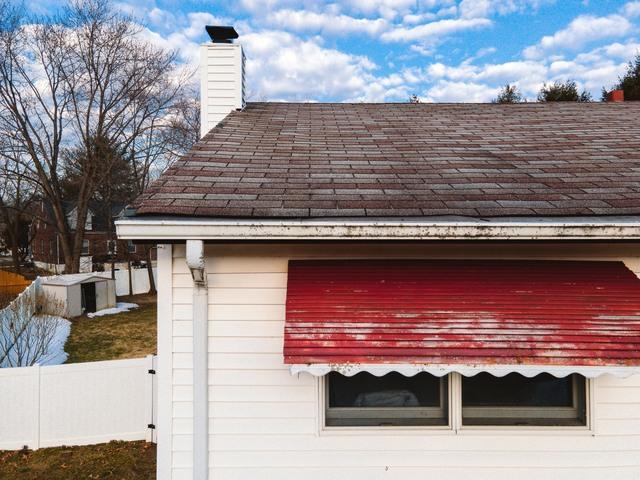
[117,217,640,241]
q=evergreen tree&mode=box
[614,54,640,100]
[493,84,523,104]
[537,80,592,102]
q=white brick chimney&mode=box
[200,26,245,137]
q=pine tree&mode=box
[537,81,591,102]
[493,84,523,104]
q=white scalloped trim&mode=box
[289,363,640,379]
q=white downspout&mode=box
[186,240,208,480]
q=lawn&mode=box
[0,441,155,479]
[64,294,157,363]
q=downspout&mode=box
[186,240,208,480]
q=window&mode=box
[325,372,588,429]
[461,373,587,427]
[325,372,448,427]
[81,239,90,255]
[127,241,136,254]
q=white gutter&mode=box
[116,217,640,241]
[185,240,208,480]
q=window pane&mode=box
[327,372,448,427]
[462,373,586,426]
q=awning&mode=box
[284,260,640,378]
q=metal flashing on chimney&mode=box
[205,25,239,43]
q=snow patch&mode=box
[39,316,71,366]
[87,302,139,318]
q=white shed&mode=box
[41,274,116,317]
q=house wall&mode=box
[163,242,640,480]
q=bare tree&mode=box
[0,0,187,273]
[0,137,37,273]
[0,289,66,368]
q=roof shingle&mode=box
[134,102,640,218]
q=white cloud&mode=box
[241,30,381,100]
[459,0,556,18]
[347,0,440,20]
[381,17,492,42]
[183,12,230,39]
[424,80,499,102]
[622,1,640,17]
[266,10,389,36]
[523,14,632,59]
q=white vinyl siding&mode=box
[165,243,640,480]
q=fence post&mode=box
[34,364,41,450]
[145,355,156,443]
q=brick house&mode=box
[31,200,151,273]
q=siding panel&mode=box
[169,246,640,479]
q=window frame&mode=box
[460,374,587,427]
[81,239,90,255]
[324,373,449,428]
[319,372,593,434]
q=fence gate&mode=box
[0,355,157,450]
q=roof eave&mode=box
[115,215,640,241]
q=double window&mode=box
[325,371,587,428]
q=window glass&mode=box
[326,372,448,427]
[462,373,586,426]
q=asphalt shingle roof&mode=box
[134,102,640,218]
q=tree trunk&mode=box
[127,259,133,296]
[10,244,21,275]
[146,246,156,294]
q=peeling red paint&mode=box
[284,260,640,367]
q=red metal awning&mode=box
[284,260,640,378]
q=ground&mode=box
[0,441,156,479]
[64,293,157,363]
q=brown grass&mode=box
[64,294,157,364]
[0,441,155,480]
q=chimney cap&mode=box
[606,89,624,102]
[205,25,239,43]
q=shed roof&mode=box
[42,273,110,286]
[285,259,640,378]
[133,102,640,219]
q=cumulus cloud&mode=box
[241,30,381,100]
[381,17,492,42]
[458,0,556,18]
[622,1,640,17]
[523,14,632,59]
[266,9,389,36]
[346,0,441,20]
[424,80,499,102]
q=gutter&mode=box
[185,240,208,480]
[116,217,640,241]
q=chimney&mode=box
[606,89,624,102]
[200,26,245,137]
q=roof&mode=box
[284,259,640,378]
[42,273,111,286]
[133,102,640,219]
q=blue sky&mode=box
[29,0,640,102]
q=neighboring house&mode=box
[31,200,151,273]
[116,27,640,480]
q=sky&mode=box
[27,0,640,102]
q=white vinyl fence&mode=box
[0,356,157,450]
[97,268,157,296]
